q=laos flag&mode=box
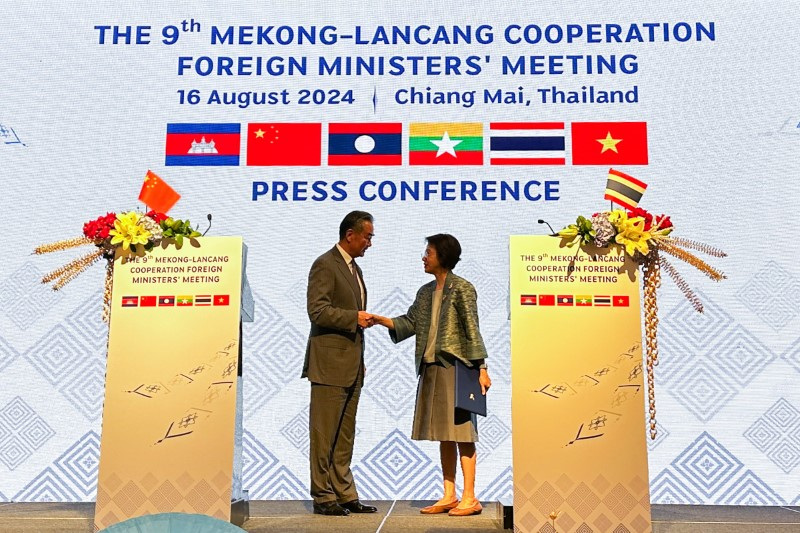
[328,123,402,165]
[165,123,241,166]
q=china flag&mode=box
[138,170,180,214]
[539,294,556,306]
[571,122,648,165]
[247,123,321,166]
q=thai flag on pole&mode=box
[489,122,566,165]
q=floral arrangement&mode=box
[35,210,201,321]
[558,180,726,440]
[558,206,726,309]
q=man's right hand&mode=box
[357,311,374,328]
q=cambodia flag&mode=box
[328,123,402,165]
[247,123,321,166]
[165,123,241,166]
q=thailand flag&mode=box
[489,122,566,165]
[328,123,402,165]
[165,123,241,166]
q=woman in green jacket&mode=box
[372,233,491,517]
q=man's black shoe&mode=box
[313,502,350,516]
[341,500,378,513]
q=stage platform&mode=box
[1,501,800,532]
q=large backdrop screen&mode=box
[2,2,799,506]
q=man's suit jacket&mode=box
[389,271,487,375]
[303,246,366,387]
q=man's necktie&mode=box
[351,260,363,310]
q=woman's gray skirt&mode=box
[411,361,478,443]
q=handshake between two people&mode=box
[357,311,393,329]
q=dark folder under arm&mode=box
[454,359,487,417]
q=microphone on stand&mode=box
[202,214,212,236]
[537,219,556,235]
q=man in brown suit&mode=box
[302,210,378,516]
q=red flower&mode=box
[82,212,117,241]
[627,207,673,231]
[146,210,169,224]
[654,215,673,230]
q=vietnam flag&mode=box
[613,295,630,307]
[214,295,230,306]
[138,170,180,214]
[247,123,321,166]
[409,123,483,165]
[571,122,648,165]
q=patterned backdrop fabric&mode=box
[2,1,800,508]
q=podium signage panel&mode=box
[510,236,651,533]
[95,237,243,531]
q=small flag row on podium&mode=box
[121,295,230,307]
[520,294,630,307]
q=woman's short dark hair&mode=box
[426,234,461,270]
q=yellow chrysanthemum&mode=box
[109,212,151,250]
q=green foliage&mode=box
[557,215,596,246]
[160,217,202,248]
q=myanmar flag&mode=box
[571,122,648,165]
[177,295,193,306]
[409,123,483,165]
[247,123,321,166]
[576,295,593,306]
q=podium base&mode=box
[231,490,249,526]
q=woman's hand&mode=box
[370,314,394,329]
[479,368,492,395]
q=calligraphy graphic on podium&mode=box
[94,237,248,531]
[510,236,651,533]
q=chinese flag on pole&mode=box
[138,170,180,214]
